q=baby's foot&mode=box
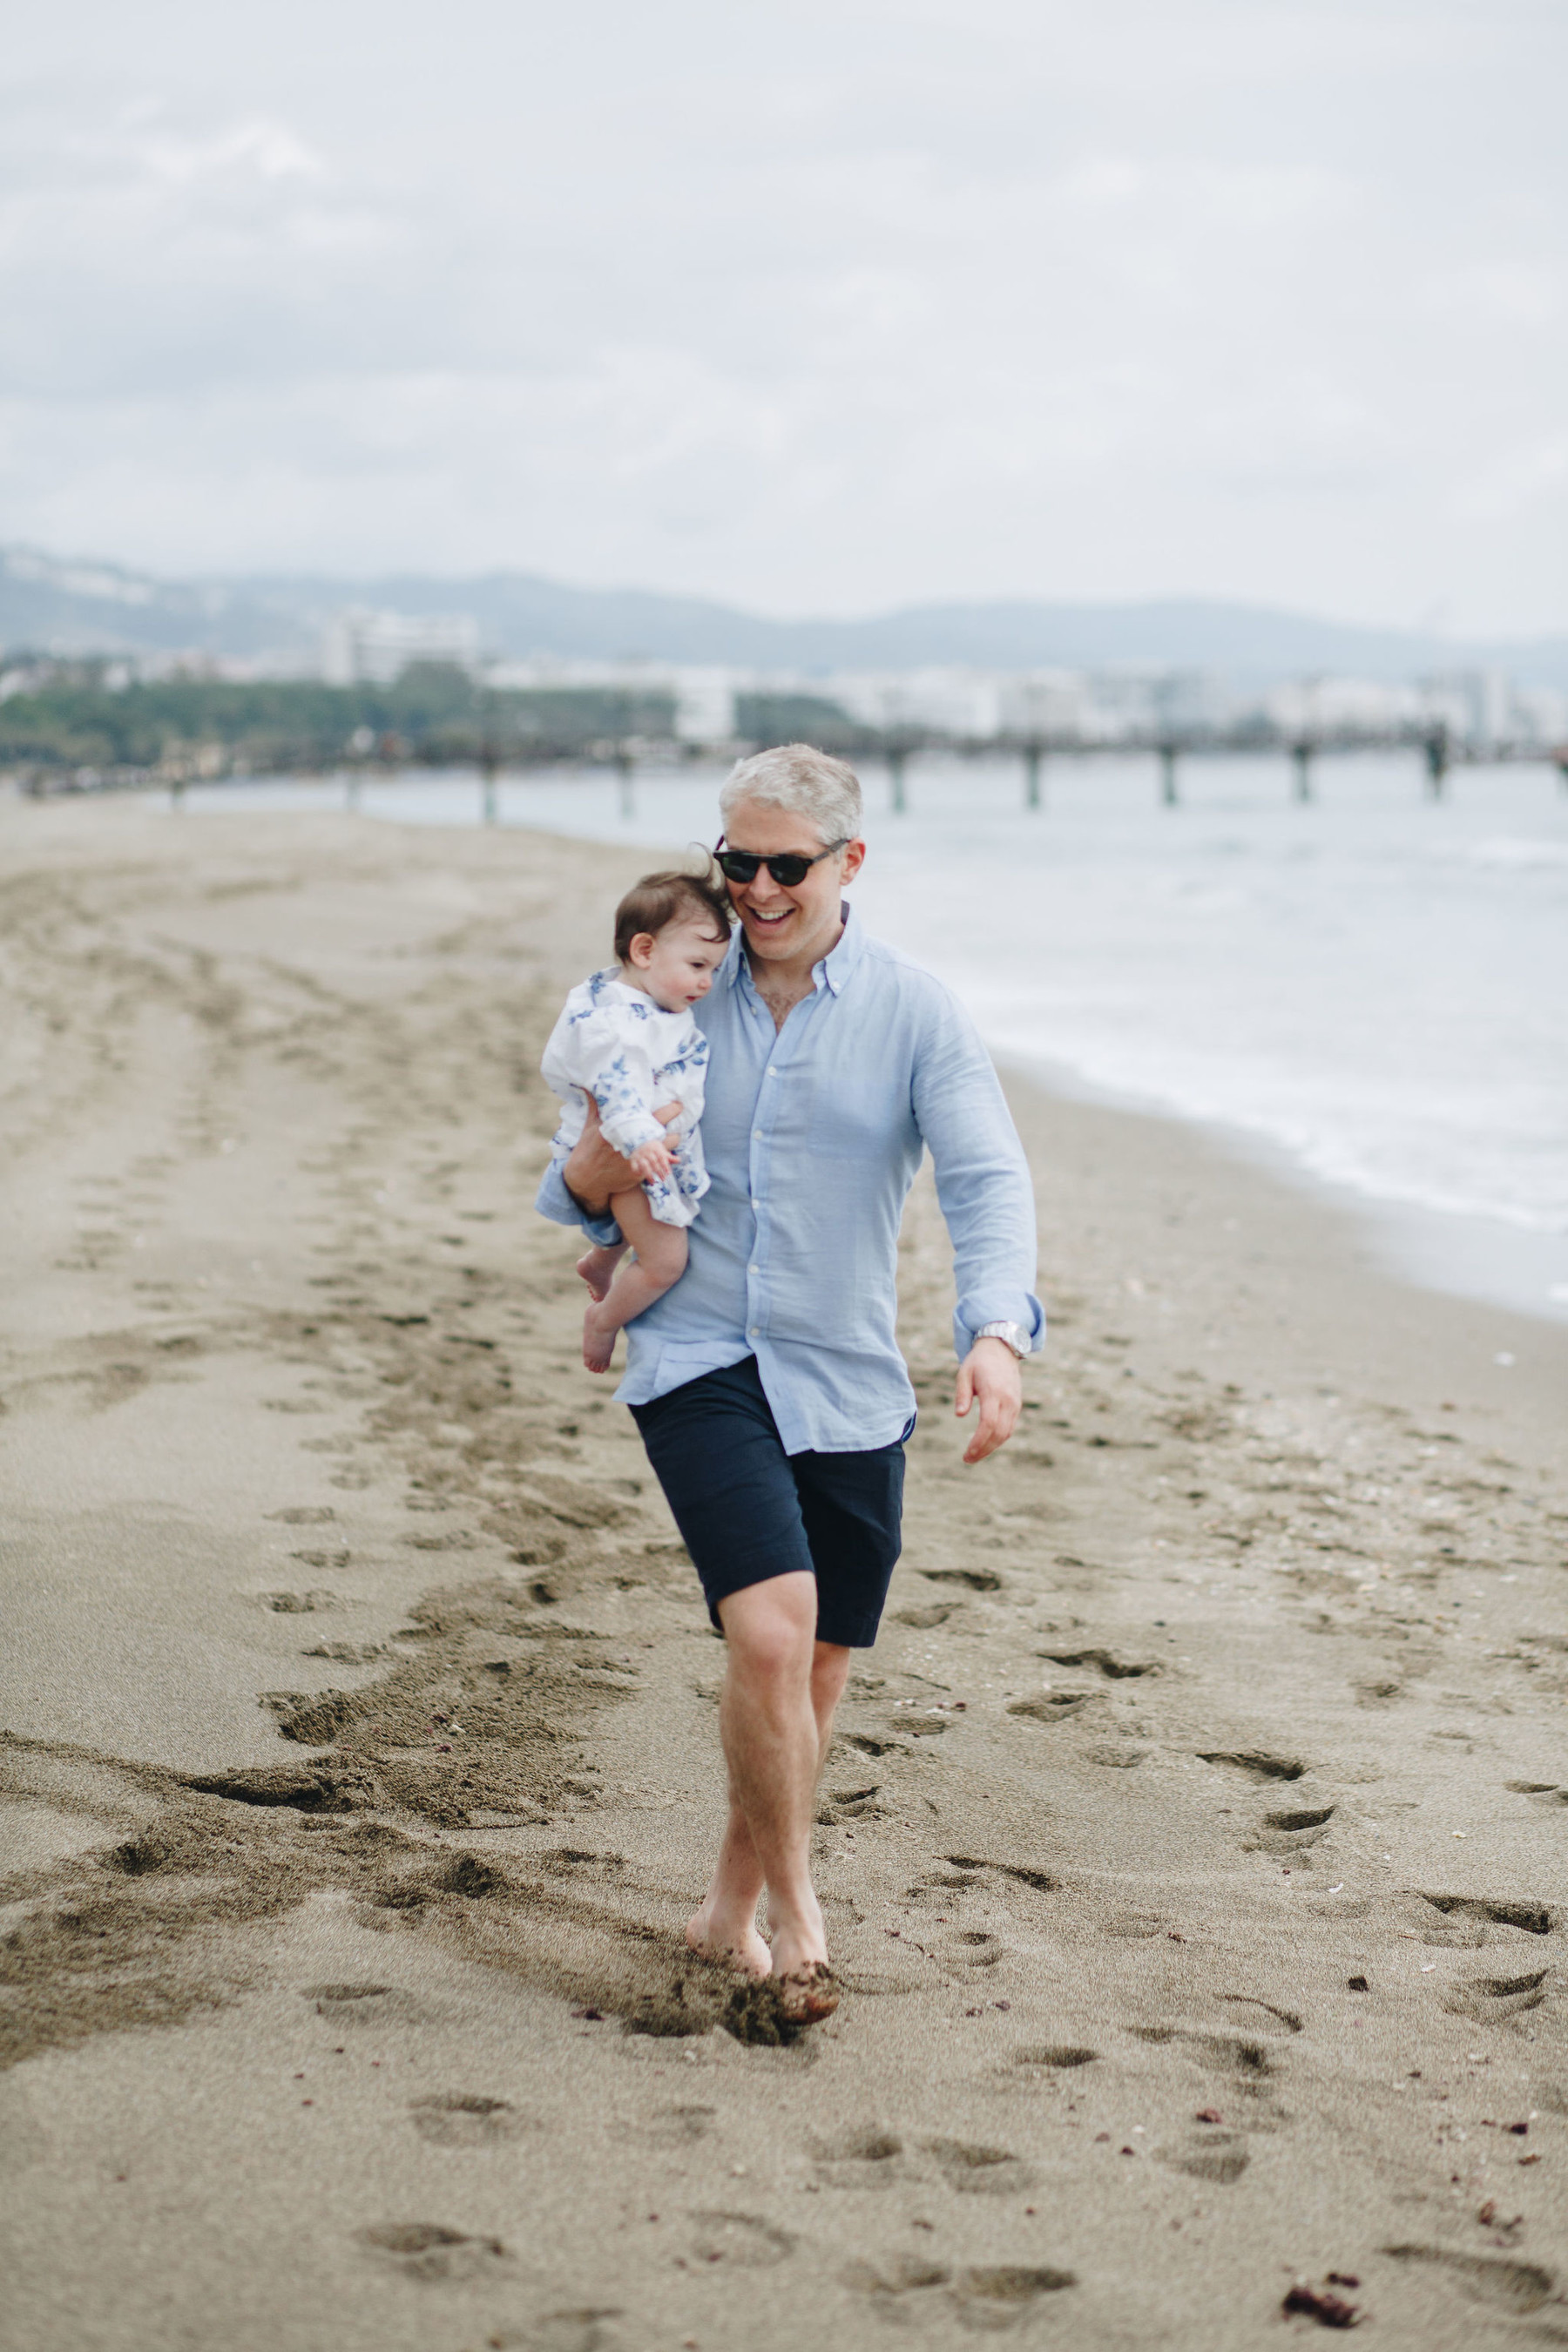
[577,1246,618,1302]
[583,1307,616,1374]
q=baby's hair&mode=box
[613,864,733,965]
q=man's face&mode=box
[721,797,866,967]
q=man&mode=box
[536,744,1041,2015]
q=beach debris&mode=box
[1282,2281,1361,2328]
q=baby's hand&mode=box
[628,1139,674,1184]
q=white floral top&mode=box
[540,968,711,1229]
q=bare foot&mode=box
[583,1307,616,1374]
[774,1962,840,2021]
[576,1245,621,1302]
[685,1903,771,1979]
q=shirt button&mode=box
[748,1263,759,1274]
[753,1129,764,1141]
[748,1327,759,1338]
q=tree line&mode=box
[0,662,867,784]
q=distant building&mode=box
[825,668,1006,737]
[321,608,481,686]
[671,667,740,743]
[997,669,1094,739]
[1514,684,1568,746]
[1262,677,1420,737]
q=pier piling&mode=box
[1291,741,1315,803]
[1423,724,1451,801]
[615,745,635,819]
[888,746,908,814]
[1159,742,1179,806]
[1022,741,1044,811]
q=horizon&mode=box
[7,539,1568,654]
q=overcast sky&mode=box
[2,1,1564,631]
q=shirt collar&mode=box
[723,901,863,997]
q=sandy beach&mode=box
[3,795,1566,2352]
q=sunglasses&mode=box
[713,836,848,889]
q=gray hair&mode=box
[719,742,863,846]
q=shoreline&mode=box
[3,801,1565,2352]
[996,1044,1568,1338]
[45,773,1568,1335]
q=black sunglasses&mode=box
[713,835,848,889]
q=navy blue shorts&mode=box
[629,1355,906,1648]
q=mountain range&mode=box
[3,544,1565,687]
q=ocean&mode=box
[172,750,1568,1322]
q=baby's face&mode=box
[632,915,730,1010]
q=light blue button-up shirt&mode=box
[535,904,1043,1454]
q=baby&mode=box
[541,868,733,1372]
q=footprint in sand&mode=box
[817,1783,885,1824]
[1504,1780,1568,1807]
[1006,1694,1091,1725]
[1241,1805,1335,1856]
[1131,2024,1282,2091]
[685,2210,794,2268]
[893,1605,956,1629]
[946,1930,1005,1971]
[642,2104,715,2146]
[953,2265,1078,2329]
[1159,2130,1250,2186]
[358,2221,510,2283]
[1418,1894,1556,1943]
[1011,2044,1099,2072]
[186,1763,374,1812]
[408,2093,525,2147]
[813,2125,907,2191]
[844,2254,1075,2332]
[304,1981,427,2027]
[1199,1750,1306,1783]
[920,1569,1003,1593]
[266,1506,338,1525]
[1441,1967,1549,2023]
[945,1856,1060,1896]
[924,2139,1037,2196]
[1380,2247,1556,2317]
[1038,1647,1160,1680]
[489,2315,621,2352]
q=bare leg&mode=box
[686,1632,848,1978]
[583,1187,687,1372]
[685,1574,850,2013]
[577,1240,626,1301]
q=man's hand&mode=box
[955,1336,1023,1464]
[563,1097,683,1216]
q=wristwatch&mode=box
[974,1320,1033,1359]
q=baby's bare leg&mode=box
[576,1240,627,1302]
[583,1186,689,1373]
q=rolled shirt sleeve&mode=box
[534,1157,622,1247]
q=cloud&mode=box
[0,0,1562,629]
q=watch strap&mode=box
[975,1320,1031,1359]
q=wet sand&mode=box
[2,796,1565,2352]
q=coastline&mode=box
[3,801,1565,2352]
